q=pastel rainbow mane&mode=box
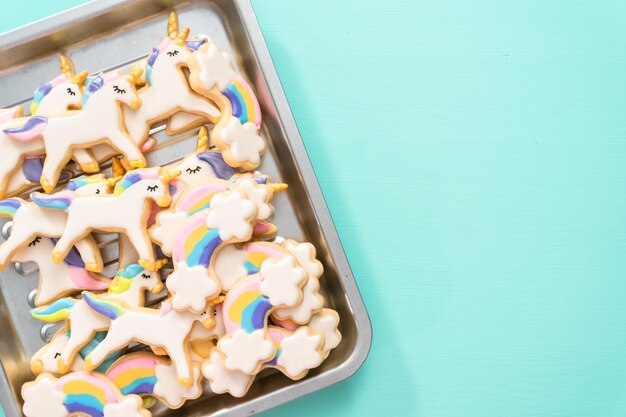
[30,74,69,115]
[196,152,236,180]
[0,198,21,217]
[223,75,261,127]
[146,36,207,86]
[114,171,159,195]
[222,277,271,334]
[82,72,126,107]
[172,214,221,268]
[106,356,159,396]
[65,176,106,191]
[108,264,144,294]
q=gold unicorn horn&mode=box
[154,258,169,270]
[105,176,123,188]
[196,126,209,153]
[59,55,75,78]
[111,157,126,178]
[160,169,182,183]
[270,183,289,193]
[174,27,190,46]
[168,10,179,38]
[126,65,144,85]
[73,71,88,86]
[208,295,225,308]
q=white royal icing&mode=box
[273,277,323,324]
[167,262,219,312]
[195,43,236,90]
[22,376,67,417]
[205,190,257,241]
[277,328,323,378]
[202,349,253,397]
[308,310,341,353]
[153,362,203,408]
[236,176,271,220]
[219,328,274,374]
[284,241,323,279]
[260,255,307,307]
[212,244,248,291]
[220,118,265,166]
[103,396,145,417]
[150,211,188,256]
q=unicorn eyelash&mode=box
[141,273,151,279]
[95,189,100,194]
[54,353,61,359]
[147,185,158,192]
[186,166,202,174]
[113,86,126,94]
[167,50,179,57]
[28,237,42,247]
[66,87,76,96]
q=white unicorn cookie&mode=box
[0,174,120,274]
[32,167,180,271]
[186,39,265,170]
[105,352,203,409]
[31,263,164,374]
[81,295,221,387]
[3,68,145,192]
[21,373,150,417]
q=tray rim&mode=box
[0,0,373,415]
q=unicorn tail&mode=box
[0,198,21,218]
[82,291,126,320]
[31,191,77,211]
[3,116,48,141]
[31,298,77,322]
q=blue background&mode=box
[4,1,626,416]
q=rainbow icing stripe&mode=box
[83,292,125,321]
[106,356,159,396]
[114,171,159,195]
[0,198,21,218]
[31,190,76,211]
[223,75,262,128]
[223,277,272,334]
[177,183,229,216]
[58,373,119,416]
[173,214,221,268]
[30,74,68,115]
[241,242,285,275]
[265,327,287,366]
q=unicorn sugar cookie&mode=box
[0,173,120,273]
[105,352,203,409]
[186,39,265,170]
[82,295,221,387]
[203,309,341,397]
[31,263,164,374]
[0,55,89,198]
[32,167,180,271]
[3,68,145,192]
[21,372,150,417]
[216,254,308,374]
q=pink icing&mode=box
[268,328,288,343]
[106,356,159,380]
[223,275,263,334]
[272,318,298,332]
[7,123,46,142]
[178,183,229,213]
[244,242,284,258]
[0,107,19,124]
[59,373,119,403]
[141,137,157,152]
[252,221,271,235]
[68,267,109,291]
[159,301,173,317]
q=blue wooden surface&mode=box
[4,1,626,416]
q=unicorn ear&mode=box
[73,71,88,86]
[168,10,179,38]
[59,55,75,79]
[160,169,182,183]
[196,126,209,153]
[126,65,144,85]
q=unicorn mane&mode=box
[114,171,160,195]
[31,298,77,322]
[109,264,144,294]
[30,74,68,115]
[146,37,174,86]
[196,152,236,180]
[82,72,125,106]
[65,175,104,191]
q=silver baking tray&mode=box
[0,0,371,416]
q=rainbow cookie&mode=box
[105,352,202,409]
[32,168,180,271]
[186,39,265,171]
[21,372,150,417]
[31,263,164,374]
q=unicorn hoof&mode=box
[51,251,64,265]
[128,159,146,168]
[84,262,102,273]
[40,177,54,193]
[57,358,69,374]
[178,376,194,387]
[138,258,157,271]
[80,162,99,173]
[31,359,44,375]
[84,357,95,371]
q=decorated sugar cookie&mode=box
[11,237,109,307]
[166,189,258,312]
[186,39,265,170]
[89,12,220,164]
[31,326,124,376]
[31,263,164,374]
[216,254,308,374]
[3,68,145,192]
[82,295,221,387]
[0,173,121,273]
[21,373,150,417]
[0,56,89,198]
[0,106,23,123]
[32,167,180,271]
[211,240,324,323]
[105,352,203,409]
[203,309,341,397]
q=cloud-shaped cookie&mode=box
[195,43,235,90]
[260,255,307,307]
[221,118,265,166]
[202,349,254,397]
[277,328,324,378]
[22,376,66,417]
[167,262,219,312]
[206,190,256,241]
[219,328,274,374]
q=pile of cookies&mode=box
[0,11,341,417]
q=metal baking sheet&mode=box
[0,1,372,416]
